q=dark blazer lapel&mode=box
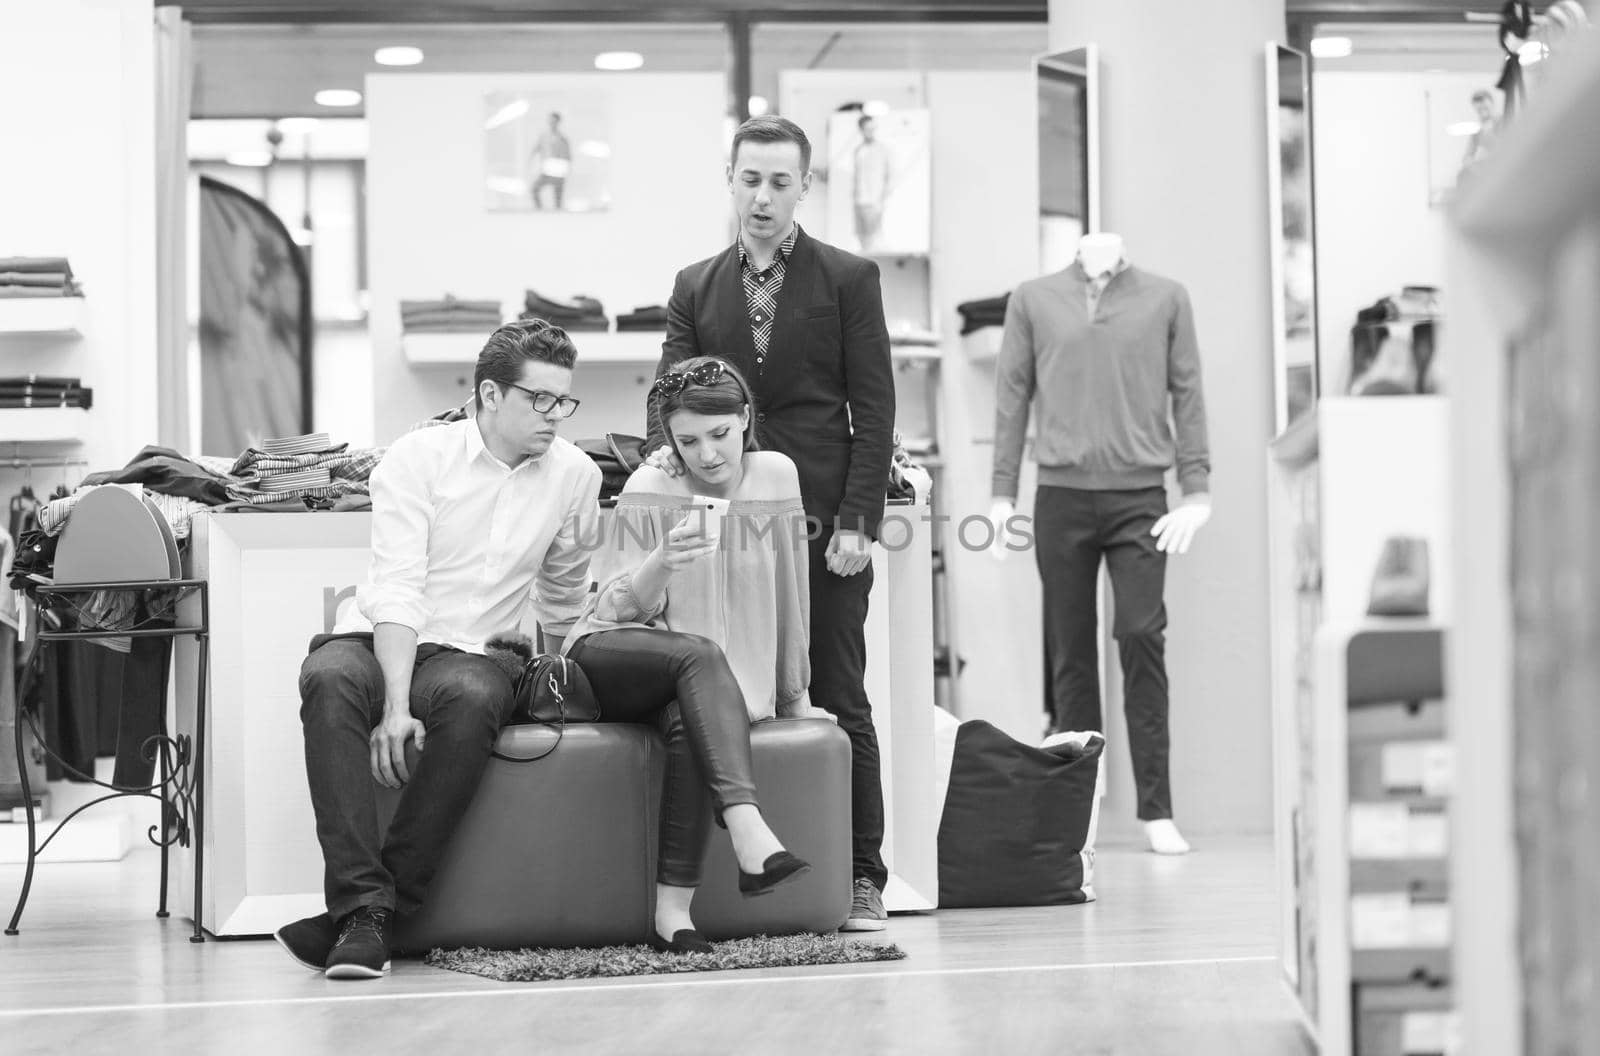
[711,247,757,371]
[765,229,816,388]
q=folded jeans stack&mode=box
[956,293,1010,336]
[401,296,504,334]
[0,256,82,298]
[227,433,385,505]
[520,289,609,332]
[0,374,92,409]
[615,304,668,331]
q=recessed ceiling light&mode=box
[374,46,423,67]
[1518,40,1549,65]
[1309,37,1353,59]
[1446,121,1482,136]
[594,51,644,71]
[748,95,770,116]
[315,89,363,108]
[226,150,273,167]
[276,117,321,135]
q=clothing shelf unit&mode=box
[1266,396,1455,1054]
[0,297,85,337]
[403,329,667,367]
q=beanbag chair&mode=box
[936,718,1104,908]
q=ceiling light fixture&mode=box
[374,46,424,67]
[748,95,770,116]
[1309,37,1353,59]
[226,150,274,167]
[314,89,363,108]
[594,51,644,71]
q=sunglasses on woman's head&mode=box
[649,361,728,399]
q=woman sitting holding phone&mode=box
[564,355,814,953]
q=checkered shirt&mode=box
[737,224,799,368]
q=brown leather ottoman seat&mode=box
[374,717,851,950]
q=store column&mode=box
[1046,0,1284,837]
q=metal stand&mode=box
[5,578,209,943]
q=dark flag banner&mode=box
[198,175,312,455]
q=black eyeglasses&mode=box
[502,381,581,418]
[648,361,727,400]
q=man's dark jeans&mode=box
[1034,485,1172,821]
[809,531,886,890]
[298,639,515,923]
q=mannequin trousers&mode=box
[299,640,516,924]
[566,628,760,888]
[1035,485,1172,821]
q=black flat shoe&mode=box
[647,928,714,955]
[738,850,812,898]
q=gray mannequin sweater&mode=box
[990,263,1211,500]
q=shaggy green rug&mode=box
[426,933,906,982]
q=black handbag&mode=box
[485,634,600,762]
[575,433,648,499]
[509,653,599,726]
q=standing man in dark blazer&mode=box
[644,115,896,931]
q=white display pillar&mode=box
[1046,0,1284,840]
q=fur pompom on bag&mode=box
[484,632,600,725]
[484,631,538,684]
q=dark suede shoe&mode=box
[324,907,394,980]
[647,928,714,955]
[274,912,338,972]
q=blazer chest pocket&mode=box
[796,303,842,365]
[795,304,839,321]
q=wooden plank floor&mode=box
[0,836,1312,1055]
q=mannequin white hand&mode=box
[989,499,1016,562]
[1150,496,1212,555]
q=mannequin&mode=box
[1076,232,1125,278]
[990,232,1212,856]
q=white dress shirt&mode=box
[353,417,601,653]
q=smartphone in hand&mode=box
[690,495,730,547]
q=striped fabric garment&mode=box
[39,484,207,540]
[737,224,798,366]
[258,468,332,492]
[226,481,368,505]
[260,433,333,456]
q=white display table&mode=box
[174,502,936,936]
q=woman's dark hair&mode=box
[657,356,760,454]
[474,318,577,410]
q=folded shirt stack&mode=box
[956,293,1011,335]
[520,289,610,331]
[616,304,668,331]
[226,433,385,505]
[0,374,92,409]
[401,296,504,333]
[0,256,83,298]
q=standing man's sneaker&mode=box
[274,912,339,971]
[324,907,394,980]
[841,877,887,932]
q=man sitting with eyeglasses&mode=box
[275,318,600,981]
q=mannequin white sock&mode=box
[1144,819,1191,855]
